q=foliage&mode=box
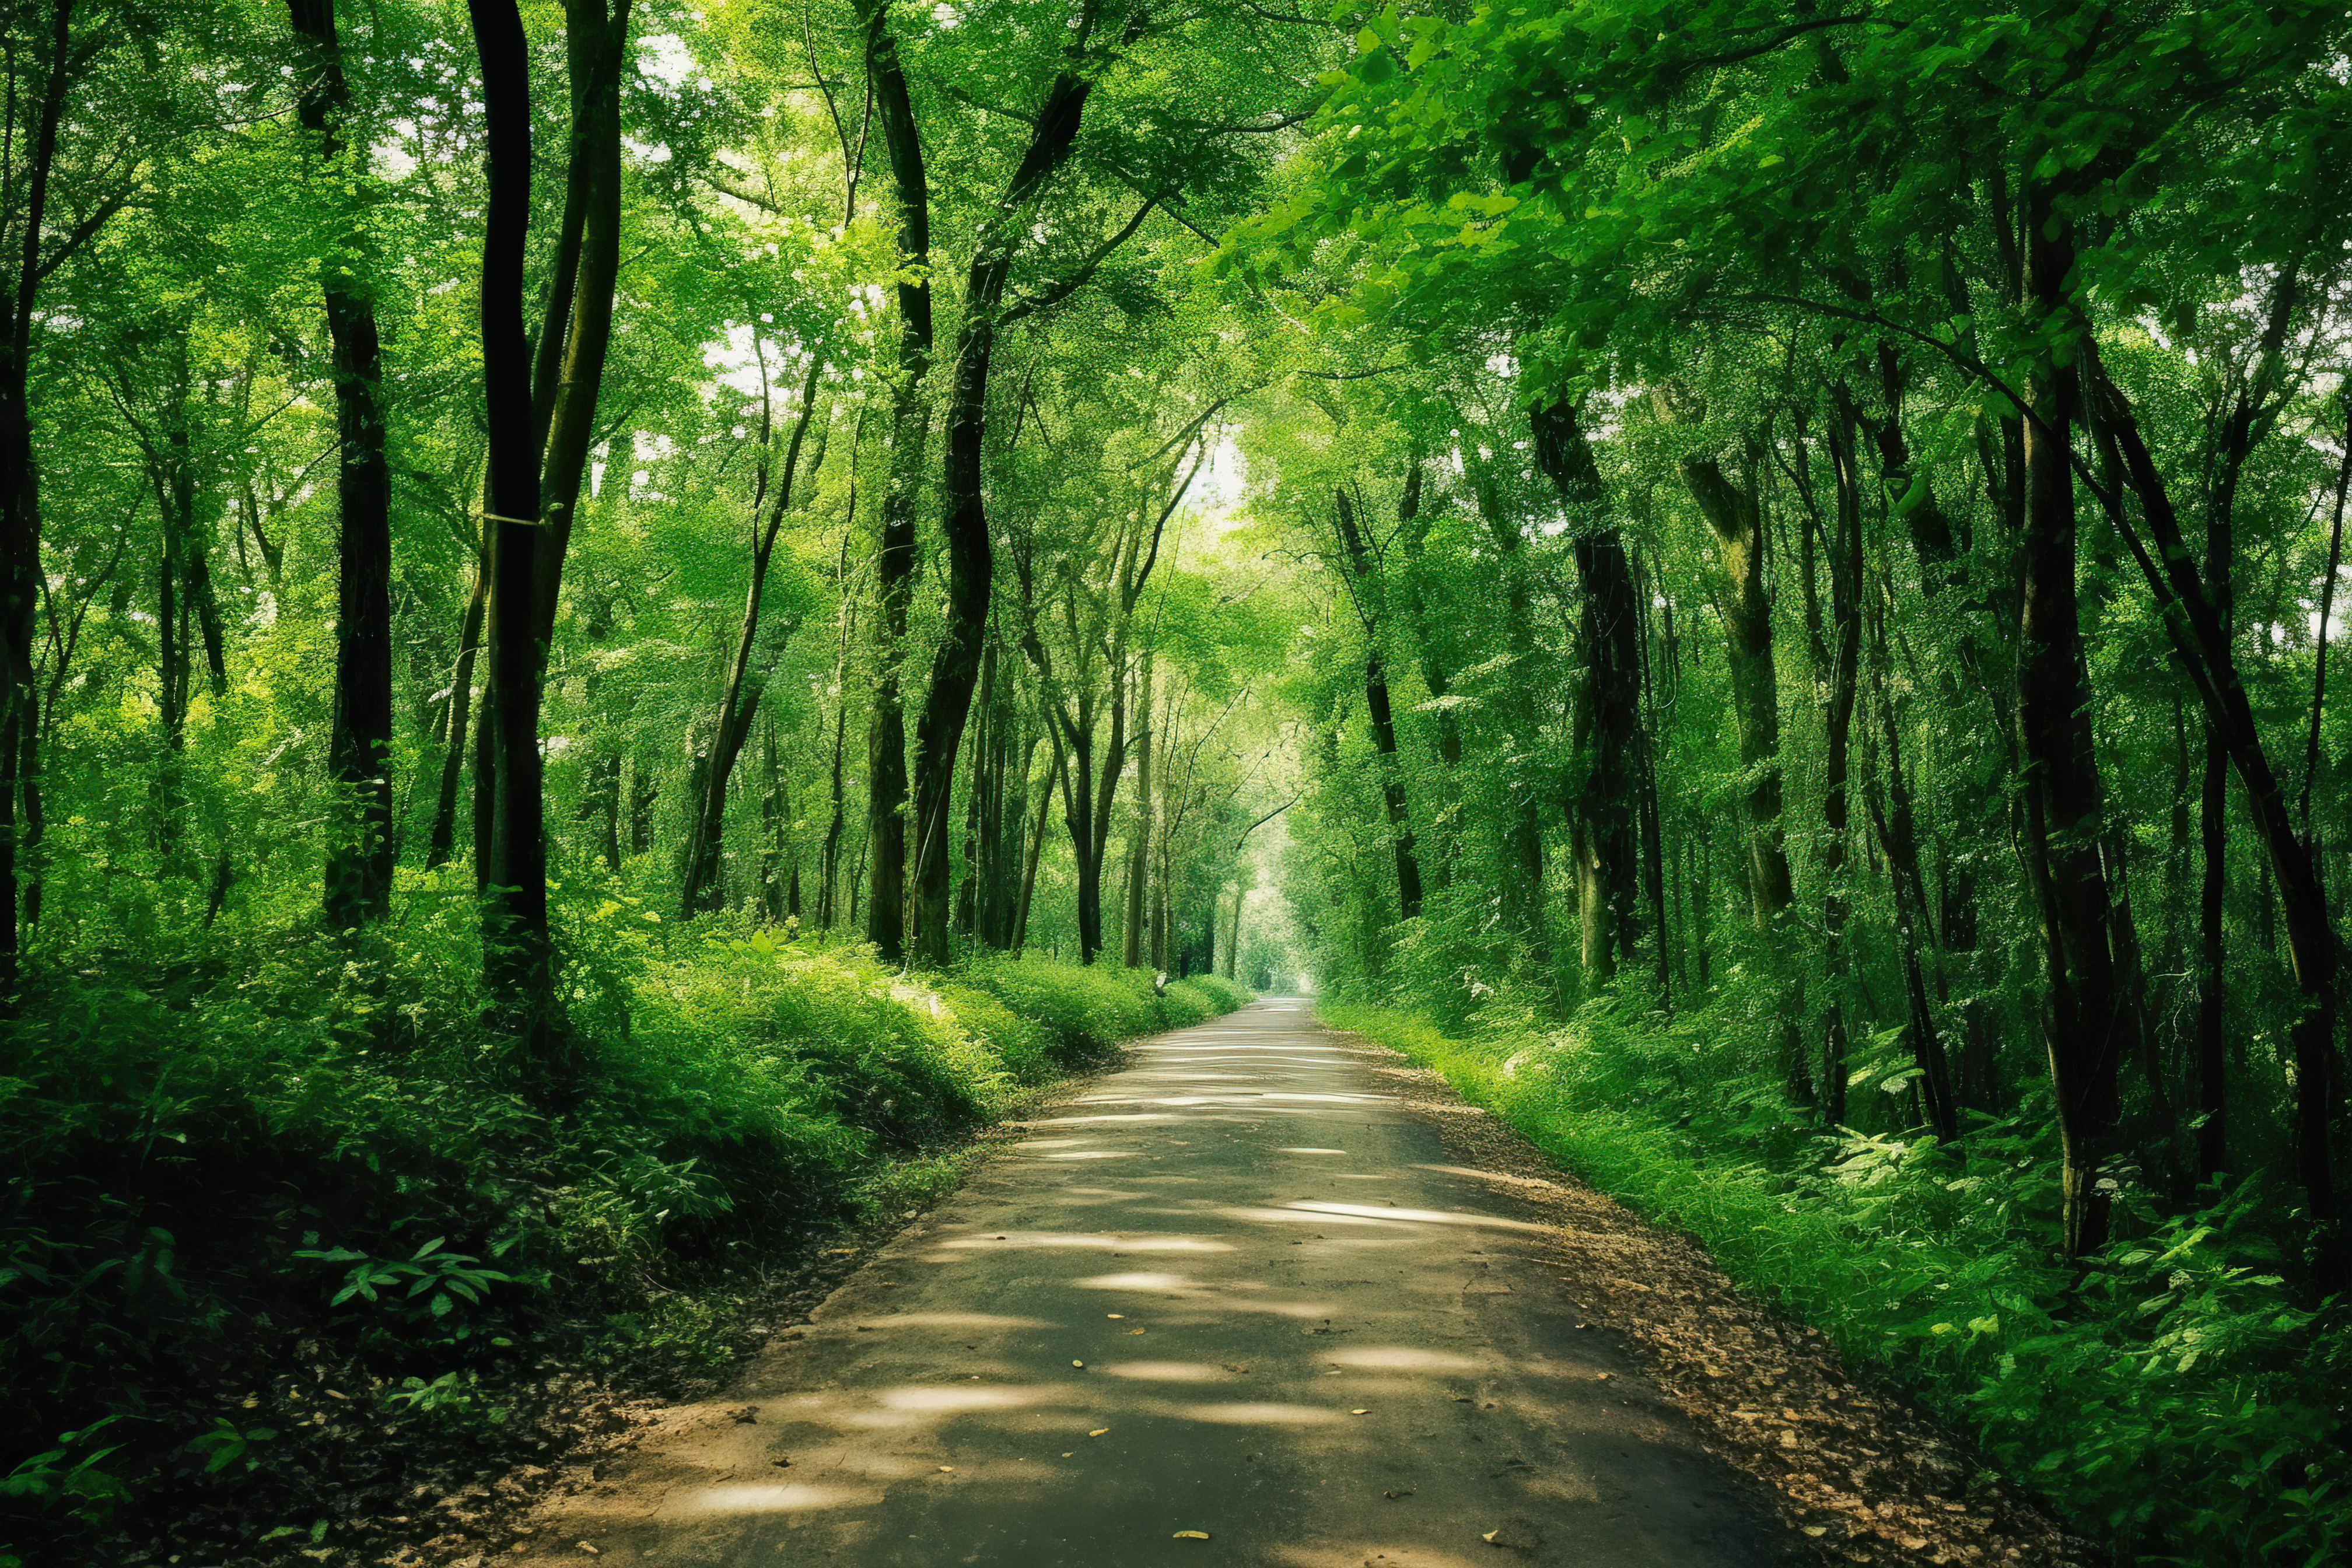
[0,921,1247,1560]
[1326,999,2351,1568]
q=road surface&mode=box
[513,997,1791,1568]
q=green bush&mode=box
[1,916,1255,1561]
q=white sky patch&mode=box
[638,33,694,88]
[705,323,773,398]
[374,122,418,180]
[1195,428,1250,538]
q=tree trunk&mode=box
[820,663,850,928]
[529,0,632,649]
[1818,410,1867,1120]
[856,0,931,965]
[1332,487,1422,921]
[470,0,558,1070]
[426,559,488,868]
[1532,400,1641,990]
[1014,738,1058,957]
[909,10,1130,967]
[292,0,396,932]
[2017,197,2127,1260]
[1,0,79,995]
[2081,366,2344,1284]
[1124,648,1154,963]
[1675,442,1794,926]
[1465,463,1549,971]
[1394,459,1460,887]
[680,360,822,918]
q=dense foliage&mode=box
[6,0,2351,1563]
[1239,4,2352,1564]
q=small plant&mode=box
[292,1234,533,1329]
[2,1419,130,1524]
[184,1416,278,1475]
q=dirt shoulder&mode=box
[1362,1049,2104,1567]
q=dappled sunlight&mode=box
[848,1311,1057,1331]
[1217,1205,1410,1228]
[933,1233,1236,1253]
[1413,1163,1569,1195]
[681,1482,870,1513]
[1325,1346,1481,1372]
[1176,1401,1346,1426]
[1097,1360,1229,1381]
[874,1387,1047,1413]
[1070,1270,1190,1292]
[1265,1545,1497,1568]
[1284,1200,1551,1233]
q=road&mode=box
[513,997,1792,1568]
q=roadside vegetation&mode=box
[1321,995,2346,1568]
[0,909,1247,1566]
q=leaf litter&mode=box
[1367,1052,2104,1567]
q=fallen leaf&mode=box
[1126,1329,1146,1335]
[1107,1314,1124,1320]
[1224,1363,1251,1374]
[1452,1395,1474,1403]
[1061,1451,1074,1458]
[1088,1429,1110,1437]
[1384,1488,1414,1500]
[1173,1530,1210,1540]
[1482,1530,1500,1544]
[578,1545,600,1556]
[1595,1373,1612,1381]
[1350,1408,1370,1415]
[1072,1360,1085,1368]
[937,1466,954,1473]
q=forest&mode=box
[2,1,2348,1565]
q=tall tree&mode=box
[468,0,556,1068]
[289,0,394,933]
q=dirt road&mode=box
[512,998,1793,1567]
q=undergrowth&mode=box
[0,878,1251,1566]
[1321,996,2351,1568]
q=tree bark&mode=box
[908,8,1138,967]
[1532,400,1641,990]
[426,559,488,869]
[856,0,931,964]
[470,0,557,1069]
[2017,198,2128,1260]
[1464,460,1549,968]
[1818,410,1868,1121]
[1332,486,1422,921]
[1124,648,1154,963]
[1676,442,1794,926]
[680,360,823,917]
[1394,459,1460,888]
[0,0,79,995]
[291,0,396,932]
[530,0,632,649]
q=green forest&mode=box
[3,1,2349,1564]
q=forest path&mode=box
[510,998,1791,1568]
